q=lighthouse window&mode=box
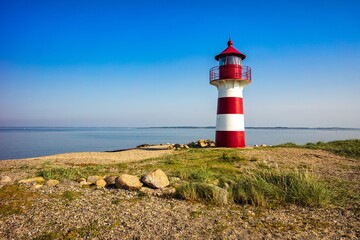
[219,56,242,66]
[227,56,242,65]
[219,57,226,66]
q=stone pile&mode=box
[168,139,216,150]
[187,139,215,148]
[13,169,175,196]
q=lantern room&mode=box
[210,39,251,84]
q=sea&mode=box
[0,127,360,160]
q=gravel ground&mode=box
[0,146,359,239]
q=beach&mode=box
[0,144,359,239]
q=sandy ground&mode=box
[0,144,173,182]
[0,146,359,239]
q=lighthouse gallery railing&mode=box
[209,66,252,82]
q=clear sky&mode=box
[1,0,359,127]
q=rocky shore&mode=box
[0,142,359,239]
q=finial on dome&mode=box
[227,39,233,46]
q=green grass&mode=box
[175,168,330,207]
[34,221,101,240]
[61,190,82,201]
[276,139,360,160]
[32,141,358,209]
[0,185,39,217]
[176,182,228,205]
[231,169,331,207]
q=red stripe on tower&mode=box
[217,97,243,114]
[209,39,251,148]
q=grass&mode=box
[61,190,82,201]
[176,182,228,205]
[230,169,331,207]
[37,165,109,181]
[276,139,360,160]
[28,140,358,209]
[37,163,128,181]
[0,184,39,217]
[175,168,330,207]
[34,221,101,240]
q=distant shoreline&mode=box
[1,126,360,131]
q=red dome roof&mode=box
[215,39,246,60]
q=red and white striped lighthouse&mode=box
[209,39,252,148]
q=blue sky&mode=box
[1,0,359,127]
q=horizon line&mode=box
[1,126,360,130]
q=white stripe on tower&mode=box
[216,114,245,131]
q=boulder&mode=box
[45,179,60,187]
[198,139,207,148]
[18,177,45,184]
[87,176,103,184]
[141,169,169,189]
[139,186,176,196]
[0,176,12,184]
[261,144,267,147]
[115,174,143,190]
[96,179,107,188]
[58,180,80,187]
[80,180,91,187]
[104,176,117,185]
[32,184,43,189]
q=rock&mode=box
[188,142,197,148]
[32,184,43,189]
[161,187,176,195]
[0,176,12,184]
[115,174,143,190]
[58,180,80,187]
[87,176,103,184]
[139,186,156,195]
[254,144,259,147]
[45,179,60,187]
[80,180,91,187]
[139,186,176,196]
[212,186,229,205]
[141,169,169,189]
[104,176,117,185]
[198,139,207,148]
[18,177,45,184]
[137,144,150,148]
[96,179,107,188]
[184,144,190,149]
[261,144,267,147]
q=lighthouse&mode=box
[209,39,251,148]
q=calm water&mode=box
[0,127,359,160]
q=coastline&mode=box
[0,144,359,239]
